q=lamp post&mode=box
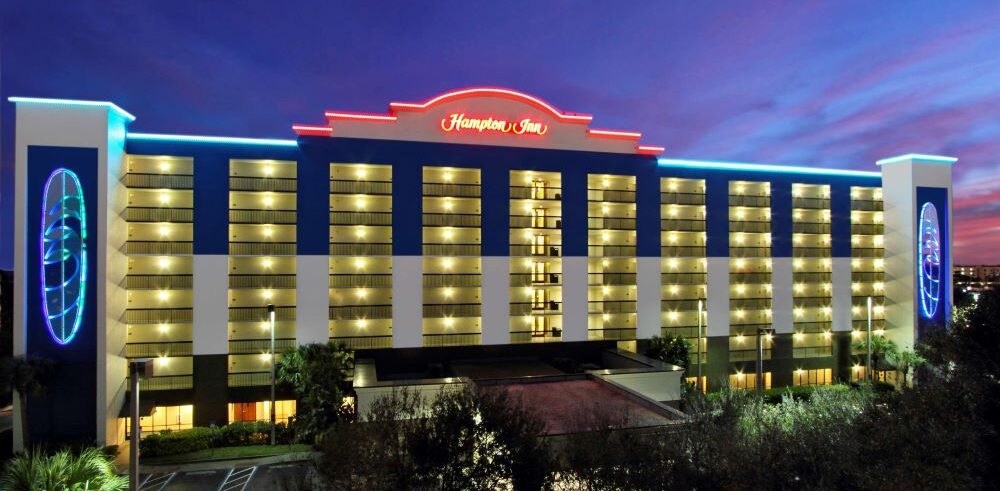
[866,296,873,384]
[696,298,704,393]
[756,327,775,393]
[267,303,276,445]
[128,359,153,491]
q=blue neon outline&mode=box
[917,202,941,319]
[657,158,881,178]
[875,154,957,166]
[40,168,87,346]
[9,96,135,122]
[127,132,298,147]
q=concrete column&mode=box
[481,257,511,345]
[561,257,588,342]
[705,257,730,337]
[296,255,330,346]
[831,257,853,331]
[771,258,793,334]
[392,256,423,348]
[636,257,661,339]
[193,255,229,355]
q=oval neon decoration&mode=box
[40,168,87,345]
[918,202,941,318]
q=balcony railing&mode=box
[330,212,392,226]
[793,346,833,358]
[330,274,392,288]
[330,243,392,256]
[509,245,561,257]
[330,179,392,195]
[510,186,561,200]
[123,173,193,189]
[124,308,192,325]
[730,273,772,284]
[660,192,705,205]
[588,327,636,341]
[588,301,636,314]
[729,247,771,258]
[510,301,561,316]
[661,219,706,232]
[661,246,706,258]
[730,349,772,362]
[423,274,481,287]
[793,248,832,258]
[228,274,296,289]
[588,217,636,230]
[510,216,562,229]
[510,273,561,287]
[851,247,884,258]
[793,223,831,234]
[229,306,295,322]
[230,242,296,256]
[124,274,193,290]
[423,213,481,227]
[795,297,832,308]
[229,176,296,192]
[728,195,770,207]
[330,335,393,350]
[588,189,635,203]
[423,303,481,318]
[125,207,194,223]
[229,337,297,354]
[510,330,562,344]
[792,197,830,209]
[588,245,636,257]
[130,375,193,391]
[329,305,392,320]
[851,224,884,235]
[851,200,883,211]
[588,272,636,285]
[423,183,480,197]
[661,272,707,285]
[729,221,771,233]
[125,241,193,255]
[423,244,481,256]
[423,333,482,347]
[851,272,884,282]
[124,341,193,358]
[228,372,271,387]
[661,299,702,310]
[792,272,832,283]
[230,209,297,224]
[729,299,772,310]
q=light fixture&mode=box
[263,226,273,237]
[355,227,367,238]
[263,195,274,207]
[157,290,169,301]
[354,197,365,209]
[354,257,366,269]
[263,165,274,176]
[355,167,367,179]
[158,323,169,334]
[442,258,454,269]
[444,317,455,328]
[357,318,368,328]
[263,289,274,300]
[443,228,454,240]
[158,161,170,172]
[158,224,170,237]
[262,258,273,269]
[159,192,170,205]
[356,288,367,299]
[157,257,170,269]
[443,287,454,298]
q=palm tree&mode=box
[0,447,128,490]
[852,335,898,384]
[889,349,926,386]
[0,356,54,445]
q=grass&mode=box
[141,443,312,465]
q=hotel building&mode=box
[10,88,954,448]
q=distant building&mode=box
[955,265,1000,294]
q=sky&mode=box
[2,1,999,269]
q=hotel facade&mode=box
[10,88,954,448]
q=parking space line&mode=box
[217,466,257,491]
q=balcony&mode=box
[728,195,770,207]
[588,217,636,230]
[661,272,707,285]
[510,273,561,287]
[729,298,772,310]
[329,274,392,288]
[510,216,562,229]
[131,375,193,391]
[228,274,296,289]
[229,306,295,322]
[423,303,481,318]
[423,213,481,227]
[660,192,705,205]
[793,346,833,358]
[661,219,706,232]
[661,246,706,258]
[330,179,392,195]
[661,299,702,310]
[123,173,193,189]
[423,244,481,256]
[228,372,271,388]
[124,274,193,290]
[730,273,772,284]
[730,349,772,362]
[851,200,883,211]
[792,272,832,283]
[230,209,297,224]
[510,186,561,200]
[792,197,830,209]
[230,242,296,256]
[793,248,832,258]
[588,245,636,257]
[124,341,193,358]
[851,272,884,282]
[229,337,297,355]
[793,223,831,234]
[423,333,482,347]
[124,308,192,325]
[588,189,635,203]
[125,207,193,223]
[851,247,884,258]
[423,274,481,287]
[588,301,636,314]
[729,221,771,233]
[423,183,480,197]
[588,272,636,286]
[510,330,562,344]
[329,305,392,320]
[229,176,296,192]
[330,243,392,256]
[330,335,393,350]
[125,241,193,255]
[509,245,560,257]
[330,212,392,226]
[510,301,561,316]
[588,327,637,341]
[851,224,884,235]
[795,297,832,308]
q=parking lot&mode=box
[138,462,309,490]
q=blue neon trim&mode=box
[657,158,881,178]
[876,154,957,166]
[40,168,87,346]
[127,132,298,147]
[9,96,136,122]
[918,201,941,319]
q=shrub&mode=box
[0,447,128,491]
[139,427,215,458]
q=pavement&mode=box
[137,460,312,490]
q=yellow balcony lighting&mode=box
[158,192,170,205]
[158,323,169,334]
[260,321,270,331]
[668,233,678,244]
[260,353,272,362]
[874,282,884,290]
[262,258,273,269]
[444,199,455,212]
[354,197,365,210]
[765,284,772,292]
[793,258,803,270]
[158,224,170,237]
[822,210,830,222]
[873,190,883,200]
[602,178,610,189]
[523,316,532,325]
[852,282,861,292]
[158,161,170,172]
[794,283,805,294]
[823,258,831,269]
[669,285,679,295]
[764,332,773,342]
[874,259,884,269]
[794,307,804,318]
[601,204,609,215]
[822,306,832,316]
[355,227,367,238]
[356,288,368,299]
[262,289,274,300]
[735,184,745,194]
[736,334,746,344]
[735,284,746,295]
[524,258,534,268]
[157,257,170,269]
[444,317,455,328]
[851,213,860,223]
[353,257,366,269]
[792,188,802,198]
[874,236,884,246]
[793,235,802,245]
[851,189,861,199]
[874,328,885,336]
[263,195,274,207]
[602,259,610,267]
[793,211,802,220]
[263,226,273,238]
[736,370,745,379]
[602,313,610,322]
[668,311,679,322]
[602,286,610,296]
[355,167,367,179]
[443,287,454,298]
[794,332,804,341]
[874,213,884,223]
[873,305,884,315]
[735,309,745,319]
[821,235,830,245]
[443,228,454,240]
[851,330,861,338]
[357,318,368,328]
[157,356,169,367]
[668,181,678,192]
[442,258,454,269]
[735,233,745,245]
[852,259,861,268]
[734,259,746,270]
[823,331,832,339]
[668,206,678,217]
[852,306,861,315]
[852,236,861,245]
[735,208,745,220]
[601,232,610,243]
[796,368,805,375]
[852,363,861,371]
[667,258,679,269]
[823,283,832,292]
[157,290,169,302]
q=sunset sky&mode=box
[2,1,999,268]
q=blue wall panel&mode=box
[296,140,332,255]
[829,183,852,258]
[704,175,730,257]
[770,181,792,258]
[481,164,510,256]
[636,166,661,257]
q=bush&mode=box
[139,422,293,458]
[0,447,128,491]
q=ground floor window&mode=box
[729,371,771,390]
[228,400,297,424]
[685,376,707,393]
[124,405,193,437]
[793,368,833,386]
[850,366,897,384]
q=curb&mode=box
[140,451,318,473]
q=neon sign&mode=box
[40,168,87,345]
[440,113,548,136]
[918,202,941,318]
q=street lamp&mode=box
[696,298,704,393]
[128,359,154,491]
[866,296,873,384]
[267,303,276,445]
[756,327,775,393]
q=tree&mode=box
[276,342,353,442]
[0,447,128,491]
[643,334,691,368]
[852,334,897,383]
[0,356,54,445]
[888,349,925,386]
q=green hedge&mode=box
[139,422,294,458]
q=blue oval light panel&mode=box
[918,202,941,318]
[40,168,87,345]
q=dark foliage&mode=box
[276,342,353,442]
[643,334,691,368]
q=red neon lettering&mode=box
[441,113,548,136]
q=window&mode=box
[228,400,297,424]
[125,405,193,436]
[532,234,547,255]
[729,372,771,390]
[532,316,548,337]
[530,179,547,200]
[532,289,548,310]
[532,207,547,228]
[531,261,547,283]
[793,368,832,386]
